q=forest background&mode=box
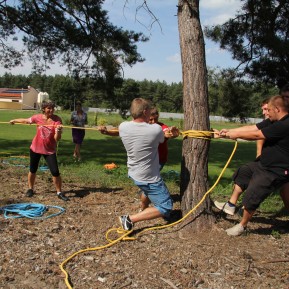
[0,71,279,122]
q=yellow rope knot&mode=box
[180,130,214,140]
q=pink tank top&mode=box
[29,114,62,155]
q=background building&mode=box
[0,86,49,110]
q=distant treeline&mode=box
[0,71,278,120]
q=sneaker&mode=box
[213,200,236,215]
[163,215,171,223]
[26,189,34,197]
[119,215,133,231]
[57,192,69,202]
[226,223,245,236]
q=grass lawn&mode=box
[0,109,287,216]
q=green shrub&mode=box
[97,117,107,126]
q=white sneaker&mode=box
[213,200,236,215]
[226,223,245,236]
[119,215,133,231]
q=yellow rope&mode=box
[59,140,238,289]
[180,130,215,140]
[0,121,119,132]
[59,229,133,289]
[0,121,217,140]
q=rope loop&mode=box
[0,203,65,219]
[180,130,214,140]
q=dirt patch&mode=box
[0,165,288,289]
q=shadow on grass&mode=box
[209,140,256,169]
[66,186,124,198]
[0,135,256,170]
[250,215,289,235]
[215,208,289,236]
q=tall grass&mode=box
[0,110,287,216]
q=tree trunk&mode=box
[178,0,214,232]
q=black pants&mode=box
[29,149,60,177]
[233,161,286,211]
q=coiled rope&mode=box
[1,155,29,168]
[0,203,65,219]
[180,129,215,140]
[60,140,238,289]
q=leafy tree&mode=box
[42,75,55,94]
[28,74,47,91]
[167,82,183,112]
[139,79,156,100]
[49,75,75,109]
[207,68,222,115]
[0,0,147,90]
[113,79,140,118]
[205,0,289,88]
[0,73,19,88]
[153,81,168,108]
[218,78,253,122]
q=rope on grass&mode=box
[0,203,65,219]
[59,140,238,289]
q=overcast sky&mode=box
[0,0,243,83]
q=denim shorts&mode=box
[132,178,173,217]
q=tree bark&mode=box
[178,0,214,231]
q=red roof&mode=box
[0,88,29,99]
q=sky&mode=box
[0,0,243,84]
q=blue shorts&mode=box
[132,178,173,217]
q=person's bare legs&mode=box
[229,184,243,205]
[240,208,255,227]
[140,193,151,211]
[226,207,255,235]
[53,175,62,193]
[129,207,163,224]
[28,172,36,190]
[74,144,81,159]
[280,183,289,211]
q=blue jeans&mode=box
[132,178,173,217]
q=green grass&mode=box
[0,109,287,216]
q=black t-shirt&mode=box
[256,114,289,177]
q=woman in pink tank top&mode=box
[9,100,68,201]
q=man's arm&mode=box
[99,126,120,136]
[256,139,265,157]
[164,126,180,139]
[224,129,265,140]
